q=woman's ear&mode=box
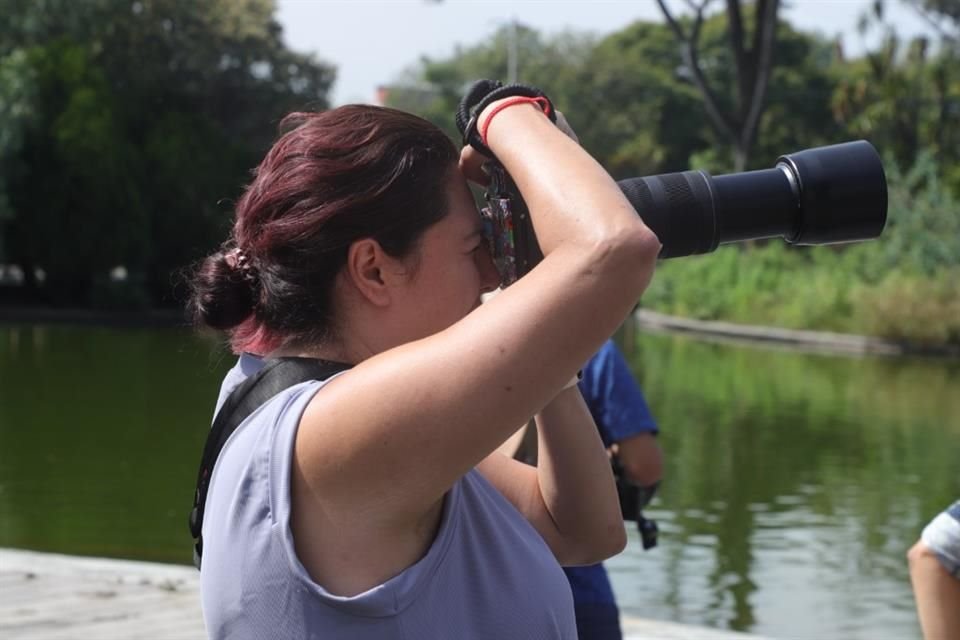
[345,238,407,307]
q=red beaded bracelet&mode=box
[479,95,552,149]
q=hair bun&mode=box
[190,250,257,330]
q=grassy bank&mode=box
[641,158,960,348]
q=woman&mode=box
[190,96,660,639]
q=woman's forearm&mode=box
[480,103,660,306]
[481,104,651,256]
[534,387,626,565]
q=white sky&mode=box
[275,0,937,106]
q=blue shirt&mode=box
[564,340,658,607]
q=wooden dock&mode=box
[1,548,770,639]
[633,308,911,356]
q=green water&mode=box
[0,325,229,563]
[1,324,958,639]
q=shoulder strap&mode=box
[188,356,351,569]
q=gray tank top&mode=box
[200,356,576,639]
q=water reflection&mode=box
[609,329,960,639]
[0,324,231,562]
[0,324,958,638]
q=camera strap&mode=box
[188,356,352,569]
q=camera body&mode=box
[612,456,660,550]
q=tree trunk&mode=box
[733,145,748,173]
[656,0,780,171]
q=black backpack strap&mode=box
[188,356,351,569]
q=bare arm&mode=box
[487,389,662,563]
[479,386,626,566]
[296,102,660,529]
[909,539,960,640]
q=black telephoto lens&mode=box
[616,140,888,259]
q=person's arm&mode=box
[480,385,626,566]
[295,100,659,548]
[486,338,665,563]
[908,539,960,640]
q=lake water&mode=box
[1,323,957,639]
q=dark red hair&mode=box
[189,105,459,354]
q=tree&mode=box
[384,17,837,179]
[384,25,588,138]
[571,15,839,176]
[0,40,146,300]
[903,0,960,44]
[655,0,780,171]
[0,0,336,306]
[562,21,712,177]
[833,0,960,195]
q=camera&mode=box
[481,140,888,286]
[612,456,660,550]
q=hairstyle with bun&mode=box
[189,105,459,354]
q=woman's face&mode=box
[393,171,501,340]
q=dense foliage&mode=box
[0,0,334,307]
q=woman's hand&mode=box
[458,145,492,187]
[458,109,579,187]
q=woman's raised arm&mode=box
[295,99,659,530]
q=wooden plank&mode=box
[634,308,924,356]
[0,549,204,639]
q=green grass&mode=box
[640,157,960,347]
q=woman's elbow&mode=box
[907,539,936,575]
[599,520,628,560]
[590,226,661,295]
[560,520,627,566]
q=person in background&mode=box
[501,338,663,640]
[908,501,960,640]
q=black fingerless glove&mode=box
[455,79,557,157]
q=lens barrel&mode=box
[616,140,888,259]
